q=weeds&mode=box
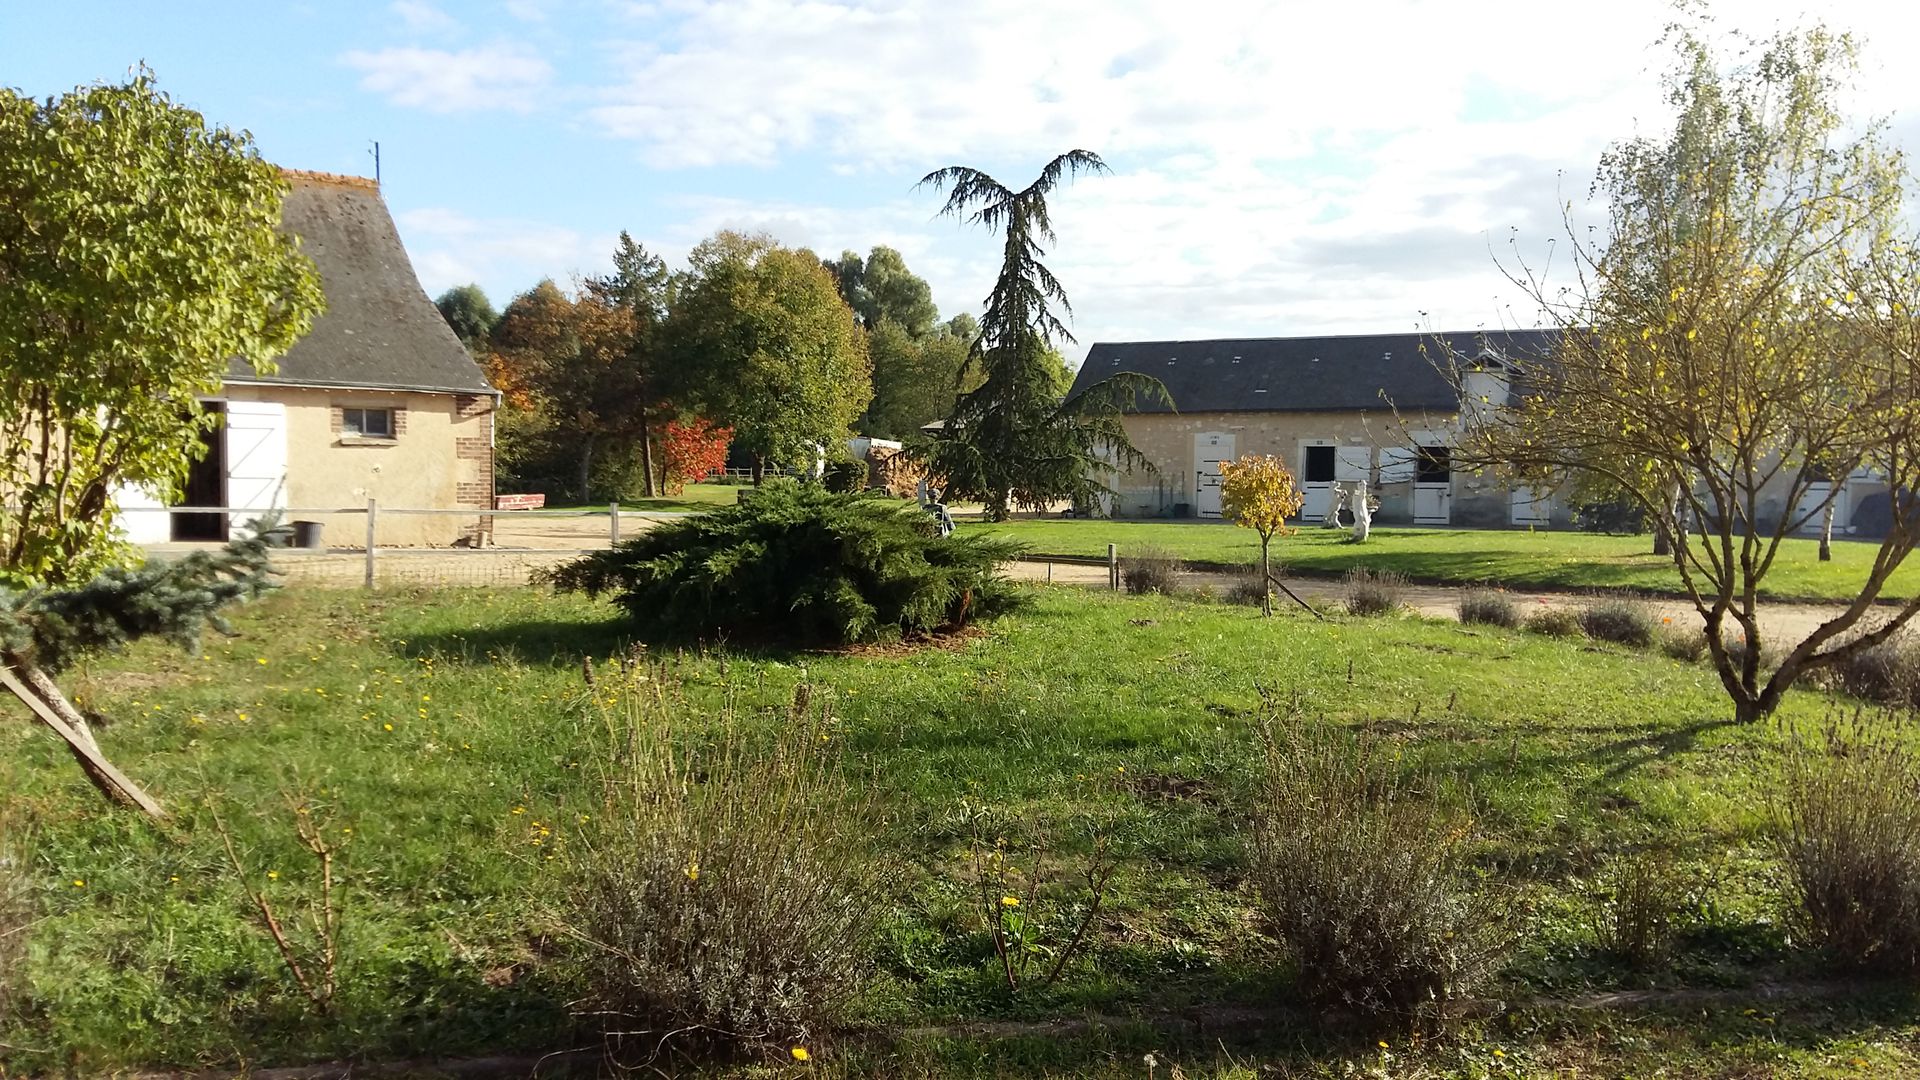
[1225,565,1270,608]
[1773,711,1920,975]
[565,663,884,1054]
[1660,625,1709,663]
[211,791,345,1015]
[1120,546,1185,596]
[1457,590,1520,629]
[1587,849,1686,968]
[1523,606,1584,638]
[1827,634,1920,709]
[1246,700,1506,1021]
[0,800,27,1029]
[1342,569,1406,617]
[966,810,1118,992]
[1580,598,1657,648]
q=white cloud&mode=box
[341,45,551,113]
[503,0,550,20]
[397,208,614,300]
[365,0,1920,346]
[390,0,456,32]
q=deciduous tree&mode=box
[1442,25,1920,723]
[919,151,1165,520]
[0,69,322,813]
[666,232,872,481]
[1218,455,1305,616]
[434,284,497,349]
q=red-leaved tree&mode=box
[657,418,732,494]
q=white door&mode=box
[1511,486,1552,526]
[1796,482,1848,535]
[1335,445,1372,485]
[1299,442,1336,520]
[1194,432,1234,517]
[224,400,288,535]
[1412,444,1452,525]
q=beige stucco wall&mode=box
[1108,409,1555,527]
[224,384,495,547]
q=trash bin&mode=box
[291,520,325,549]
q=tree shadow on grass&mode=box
[1575,716,1743,783]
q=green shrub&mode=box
[1247,712,1507,1021]
[1342,568,1406,617]
[822,459,868,494]
[543,481,1025,645]
[1588,850,1685,968]
[566,670,885,1052]
[1457,590,1519,629]
[1828,635,1920,709]
[1580,598,1657,648]
[1120,546,1184,595]
[1774,716,1920,975]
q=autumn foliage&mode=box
[657,417,732,494]
[1219,455,1306,615]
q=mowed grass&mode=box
[2,583,1917,1075]
[547,480,747,514]
[959,518,1918,603]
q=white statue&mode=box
[1323,482,1347,528]
[1350,484,1375,542]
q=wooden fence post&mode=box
[609,502,620,546]
[1108,543,1119,591]
[363,498,377,590]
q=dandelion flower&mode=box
[383,723,394,732]
[71,879,85,888]
[1000,895,1020,907]
[791,1047,810,1062]
[685,860,700,882]
[511,806,526,815]
[267,871,279,881]
[256,658,269,665]
[1378,1041,1389,1050]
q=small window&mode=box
[342,408,394,438]
[1303,444,1337,483]
[1415,445,1451,484]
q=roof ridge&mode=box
[1086,328,1552,349]
[279,167,380,191]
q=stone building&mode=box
[119,169,498,547]
[1071,329,1562,526]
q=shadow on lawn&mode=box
[394,616,841,668]
[1575,716,1744,783]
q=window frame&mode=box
[341,407,396,439]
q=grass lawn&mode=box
[3,584,1918,1076]
[959,518,1918,603]
[546,481,746,515]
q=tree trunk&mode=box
[1260,536,1273,618]
[638,411,656,498]
[1819,503,1835,562]
[751,456,766,486]
[578,437,596,501]
[1652,481,1682,557]
[1,651,165,817]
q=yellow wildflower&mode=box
[1000,895,1020,907]
[791,1047,810,1062]
[685,860,700,882]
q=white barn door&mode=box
[1796,482,1847,535]
[224,400,288,535]
[1194,432,1234,517]
[1511,486,1553,526]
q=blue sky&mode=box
[5,1,1916,365]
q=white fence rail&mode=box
[136,499,691,589]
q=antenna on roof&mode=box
[368,140,381,186]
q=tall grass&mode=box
[1457,590,1520,629]
[1774,713,1920,975]
[1119,545,1184,596]
[1247,706,1506,1021]
[563,661,886,1055]
[1342,569,1406,617]
[0,797,27,1030]
[1579,598,1657,648]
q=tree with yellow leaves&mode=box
[1438,24,1920,723]
[1219,455,1306,616]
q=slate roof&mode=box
[226,170,494,395]
[1069,329,1558,414]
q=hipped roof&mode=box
[1070,329,1558,413]
[228,170,494,396]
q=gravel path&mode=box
[1003,560,1861,643]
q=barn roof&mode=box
[227,170,493,396]
[1069,329,1558,413]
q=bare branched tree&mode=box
[1438,25,1920,723]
